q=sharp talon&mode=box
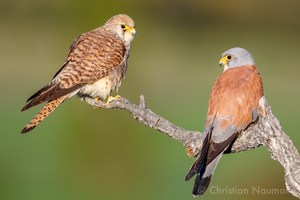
[105,95,121,106]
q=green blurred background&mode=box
[1,0,300,199]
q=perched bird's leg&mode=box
[185,145,197,158]
[94,96,101,104]
[105,95,121,106]
[92,96,104,109]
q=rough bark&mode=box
[83,95,300,198]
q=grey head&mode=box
[219,47,255,71]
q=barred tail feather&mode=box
[21,96,67,133]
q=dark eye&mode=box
[227,55,232,60]
[121,25,126,29]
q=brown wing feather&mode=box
[186,65,263,186]
[207,66,263,127]
[21,84,84,111]
[204,65,263,163]
[21,28,126,111]
[24,60,71,105]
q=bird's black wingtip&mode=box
[185,170,196,181]
[192,176,212,196]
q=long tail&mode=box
[190,153,223,196]
[21,96,68,133]
[185,128,225,196]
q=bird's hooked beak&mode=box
[125,27,136,36]
[219,56,227,67]
[219,56,229,71]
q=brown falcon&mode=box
[21,14,136,133]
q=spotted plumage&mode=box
[185,47,264,196]
[21,14,136,133]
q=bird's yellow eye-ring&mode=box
[121,25,128,30]
[226,55,232,60]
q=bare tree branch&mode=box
[83,95,300,198]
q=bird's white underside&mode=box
[79,77,112,100]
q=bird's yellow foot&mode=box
[185,146,196,158]
[94,96,101,103]
[105,95,121,106]
[92,97,103,109]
